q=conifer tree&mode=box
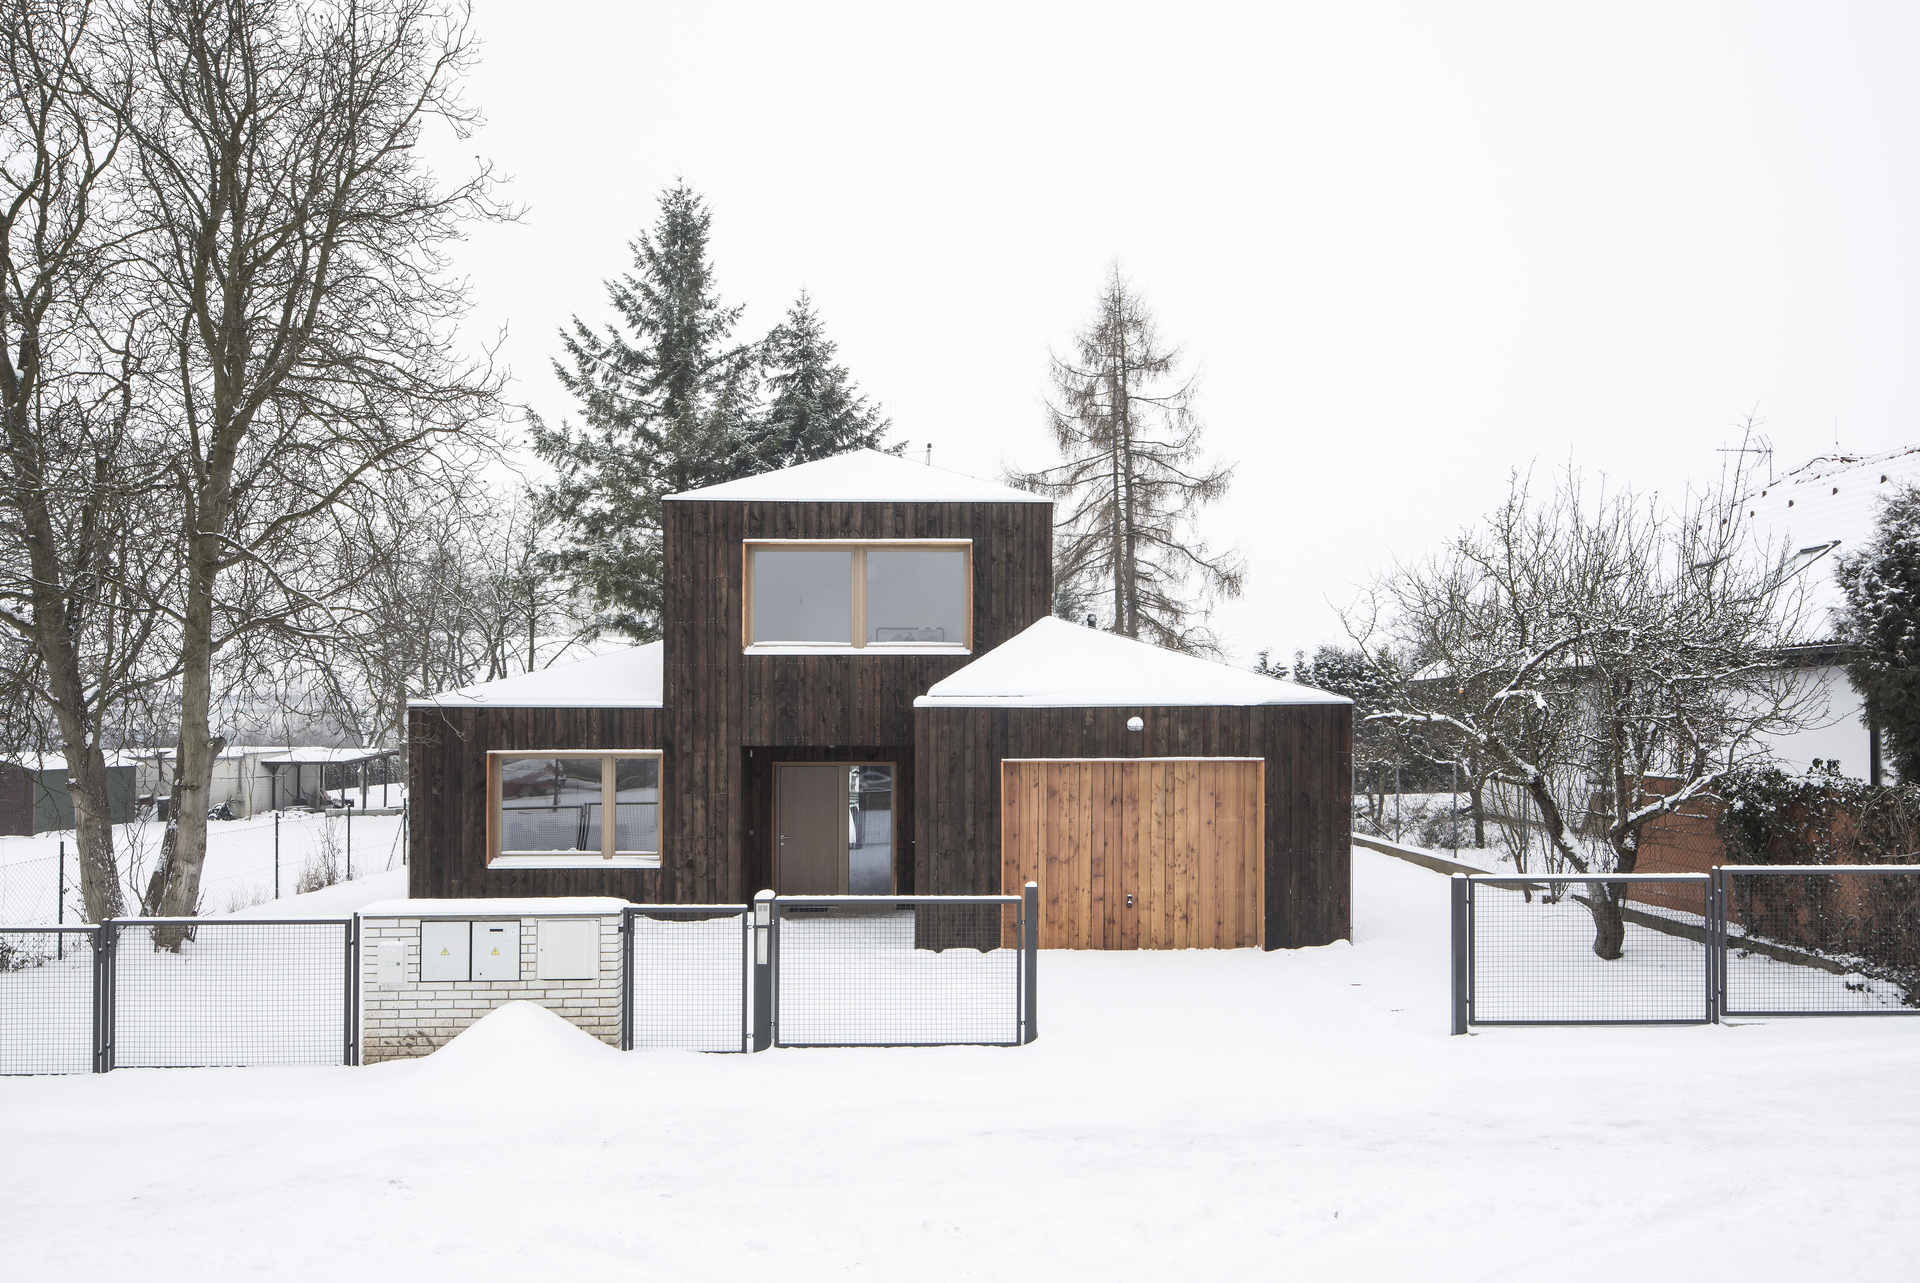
[1011,264,1244,656]
[745,292,893,470]
[1837,483,1920,781]
[532,185,759,639]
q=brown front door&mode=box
[776,764,846,894]
[1001,758,1266,949]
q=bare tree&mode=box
[110,0,511,931]
[0,0,181,921]
[1351,465,1815,957]
[1010,263,1244,656]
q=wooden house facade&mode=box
[408,450,1352,948]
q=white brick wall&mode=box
[359,913,623,1063]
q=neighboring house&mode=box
[408,449,1354,950]
[133,744,403,817]
[0,755,138,836]
[1745,444,1920,782]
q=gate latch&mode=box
[1126,893,1134,908]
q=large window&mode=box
[745,540,970,652]
[488,751,662,869]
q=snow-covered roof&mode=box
[408,642,665,709]
[259,747,398,766]
[1745,444,1920,643]
[914,617,1353,709]
[664,448,1048,504]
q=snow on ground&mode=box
[5,850,1920,1281]
[0,805,408,923]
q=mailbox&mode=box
[536,918,598,980]
[376,940,406,989]
[420,920,470,981]
[472,921,521,981]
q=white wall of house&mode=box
[1762,665,1877,779]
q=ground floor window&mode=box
[488,751,662,869]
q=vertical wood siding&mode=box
[1001,758,1267,949]
[917,703,1353,949]
[665,499,1053,901]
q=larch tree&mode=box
[743,290,892,471]
[1010,264,1244,656]
[531,183,760,640]
[116,0,510,934]
[1837,483,1920,782]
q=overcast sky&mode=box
[423,2,1920,665]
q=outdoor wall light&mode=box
[1127,716,1144,732]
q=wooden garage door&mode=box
[1001,758,1265,950]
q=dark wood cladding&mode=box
[666,498,1053,901]
[914,702,1353,949]
[737,745,916,896]
[407,705,668,900]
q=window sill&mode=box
[742,644,972,657]
[488,854,662,870]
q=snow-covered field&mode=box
[5,850,1919,1281]
[0,805,408,922]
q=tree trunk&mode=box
[1469,778,1487,848]
[153,535,223,944]
[1582,887,1627,961]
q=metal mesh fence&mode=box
[773,897,1023,1047]
[624,906,749,1052]
[0,928,98,1074]
[1468,875,1712,1024]
[110,919,352,1068]
[1720,866,1920,1015]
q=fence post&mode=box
[1450,874,1469,1035]
[1023,880,1040,1044]
[402,799,409,866]
[345,804,352,881]
[752,890,774,1051]
[57,841,65,961]
[619,908,634,1051]
[93,921,114,1073]
[345,916,360,1066]
[274,813,280,900]
[1709,867,1723,1025]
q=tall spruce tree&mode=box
[1837,482,1920,781]
[532,185,759,638]
[745,292,893,470]
[1010,264,1245,656]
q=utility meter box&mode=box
[536,918,599,980]
[420,920,470,981]
[376,940,406,989]
[471,921,521,981]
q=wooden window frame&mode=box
[486,749,664,870]
[742,539,973,654]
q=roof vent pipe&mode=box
[925,444,932,466]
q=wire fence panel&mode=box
[111,920,353,1068]
[624,906,749,1052]
[0,928,98,1075]
[773,897,1022,1047]
[1719,866,1920,1015]
[1468,875,1712,1024]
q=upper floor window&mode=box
[745,540,971,652]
